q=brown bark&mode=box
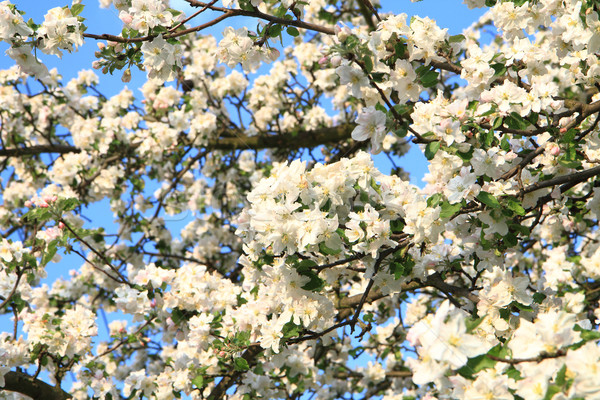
[2,371,72,400]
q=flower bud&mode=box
[268,48,280,62]
[548,143,560,156]
[330,55,342,67]
[121,68,131,83]
[120,12,133,25]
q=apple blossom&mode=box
[0,1,599,400]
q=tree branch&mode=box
[2,371,72,400]
[0,145,80,157]
[208,124,354,151]
[522,165,600,195]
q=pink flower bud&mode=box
[24,200,32,207]
[120,12,133,25]
[58,221,65,229]
[92,61,102,69]
[318,56,329,65]
[560,127,567,133]
[330,55,342,67]
[268,48,280,62]
[549,144,560,156]
[97,42,105,50]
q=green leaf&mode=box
[448,34,465,43]
[491,62,506,76]
[492,117,503,130]
[267,24,282,38]
[296,262,324,292]
[234,357,250,371]
[286,26,299,37]
[500,136,511,152]
[573,324,600,341]
[59,197,80,212]
[465,316,485,333]
[427,193,442,208]
[511,300,533,312]
[362,56,373,73]
[504,232,518,247]
[533,292,546,304]
[504,197,525,216]
[457,354,496,379]
[42,241,58,265]
[24,208,52,223]
[504,112,529,130]
[479,129,494,148]
[389,258,413,280]
[390,219,404,234]
[319,242,341,255]
[506,367,522,381]
[71,3,84,15]
[191,375,204,389]
[424,141,440,160]
[544,385,561,400]
[555,364,567,385]
[439,201,462,219]
[557,155,581,169]
[477,191,501,209]
[420,69,439,88]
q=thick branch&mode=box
[522,165,600,195]
[2,371,72,400]
[0,145,80,157]
[209,124,354,151]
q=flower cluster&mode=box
[37,6,84,58]
[1,0,600,399]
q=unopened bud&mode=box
[120,12,133,25]
[121,68,131,83]
[318,56,329,65]
[330,55,342,67]
[268,48,280,62]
